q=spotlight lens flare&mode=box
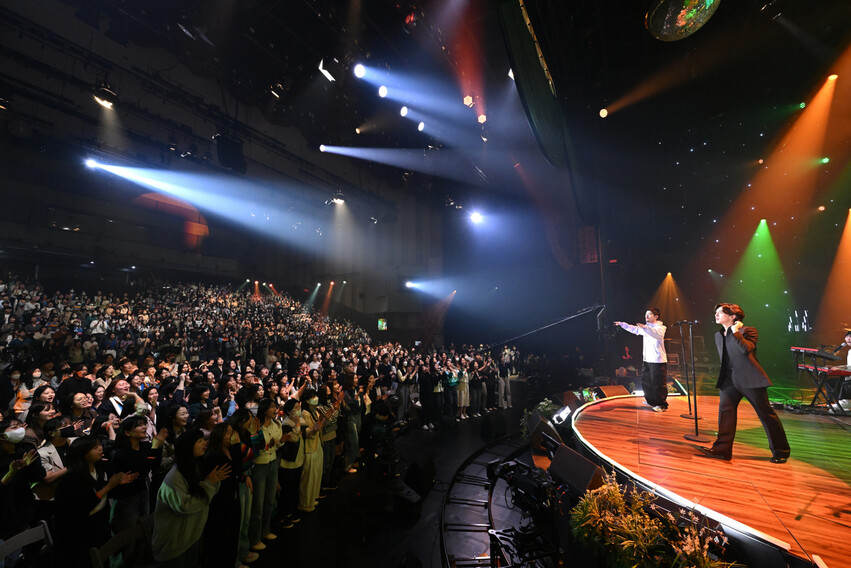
[378,86,388,98]
[354,64,366,78]
[400,106,408,117]
[319,145,326,152]
[417,122,424,132]
[470,211,484,224]
[85,159,98,168]
[599,108,608,118]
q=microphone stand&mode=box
[677,323,695,420]
[682,321,711,442]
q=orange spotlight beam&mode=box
[698,74,837,270]
[647,273,690,326]
[814,210,851,343]
[320,281,335,316]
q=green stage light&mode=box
[722,221,794,386]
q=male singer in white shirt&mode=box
[615,308,668,412]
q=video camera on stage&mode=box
[488,459,555,514]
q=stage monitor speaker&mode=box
[595,385,631,398]
[527,409,564,452]
[480,412,507,442]
[554,391,585,411]
[548,444,605,498]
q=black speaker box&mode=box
[595,385,631,398]
[554,391,585,411]
[527,409,563,451]
[548,444,605,497]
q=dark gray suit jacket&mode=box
[714,326,772,389]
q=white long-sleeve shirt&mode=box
[620,321,668,363]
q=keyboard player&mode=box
[832,330,851,366]
[831,330,851,406]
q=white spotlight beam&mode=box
[320,146,485,186]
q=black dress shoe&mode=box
[770,456,788,464]
[697,446,731,461]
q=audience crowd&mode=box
[0,277,519,568]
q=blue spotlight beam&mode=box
[88,163,347,256]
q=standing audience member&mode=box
[110,415,166,562]
[277,398,304,529]
[201,423,241,568]
[152,429,230,567]
[53,436,137,567]
[228,408,263,565]
[298,388,326,513]
[248,399,284,553]
[1,417,45,566]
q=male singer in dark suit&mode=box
[698,303,790,463]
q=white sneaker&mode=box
[428,423,434,430]
[652,406,667,412]
[422,424,429,431]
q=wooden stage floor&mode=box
[572,394,851,568]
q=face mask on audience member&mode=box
[1,427,26,444]
[32,371,41,380]
[10,372,21,382]
[308,397,319,406]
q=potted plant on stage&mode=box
[569,472,741,568]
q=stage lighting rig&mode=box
[324,191,345,205]
[180,144,199,159]
[92,79,118,110]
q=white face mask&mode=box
[1,427,26,444]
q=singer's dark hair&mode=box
[647,307,661,318]
[845,330,851,338]
[715,303,745,322]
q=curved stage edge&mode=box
[569,394,851,568]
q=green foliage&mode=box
[520,398,560,438]
[570,473,742,568]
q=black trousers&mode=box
[641,362,668,408]
[710,383,790,459]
